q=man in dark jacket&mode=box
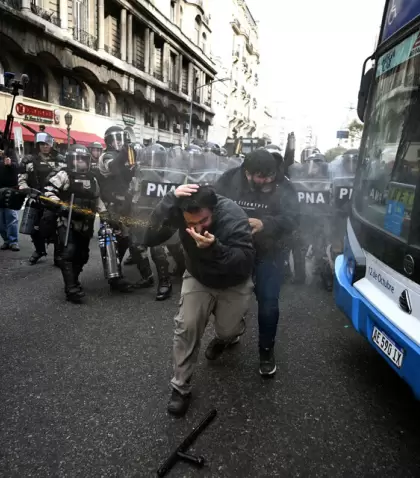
[144,184,255,416]
[0,145,20,251]
[216,149,300,376]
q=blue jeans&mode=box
[254,252,284,349]
[0,208,18,245]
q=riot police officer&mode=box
[43,144,109,303]
[130,143,173,301]
[18,132,66,264]
[97,126,135,293]
[290,152,333,290]
[88,141,103,172]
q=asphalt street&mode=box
[0,232,419,478]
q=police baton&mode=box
[64,193,74,247]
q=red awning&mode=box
[59,129,105,148]
[0,120,33,142]
[21,123,69,144]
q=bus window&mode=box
[354,32,420,243]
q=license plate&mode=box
[371,326,404,368]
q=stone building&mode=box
[0,0,216,147]
[208,0,260,145]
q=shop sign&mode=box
[122,114,136,126]
[16,103,53,124]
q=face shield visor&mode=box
[67,151,91,173]
[105,131,130,151]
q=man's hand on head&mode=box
[175,184,199,198]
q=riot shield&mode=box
[185,148,220,185]
[131,144,188,216]
[330,154,356,257]
[288,160,333,285]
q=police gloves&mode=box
[0,188,26,210]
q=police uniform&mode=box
[18,132,66,264]
[44,145,108,302]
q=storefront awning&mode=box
[59,130,105,148]
[0,120,33,142]
[21,123,69,144]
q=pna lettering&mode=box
[297,192,326,204]
[146,183,177,197]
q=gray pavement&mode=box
[0,233,419,477]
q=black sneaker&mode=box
[10,244,20,252]
[259,347,276,377]
[0,243,9,250]
[167,389,191,417]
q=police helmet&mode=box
[342,149,358,174]
[304,153,326,163]
[66,144,91,173]
[104,126,130,151]
[185,144,202,153]
[301,146,321,163]
[88,141,103,151]
[35,132,54,148]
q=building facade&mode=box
[0,0,216,147]
[208,0,260,145]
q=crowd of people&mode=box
[0,127,357,416]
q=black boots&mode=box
[61,262,85,303]
[156,264,172,301]
[109,277,133,293]
[29,250,47,265]
[135,256,154,289]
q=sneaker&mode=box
[167,389,191,417]
[259,347,276,377]
[10,244,20,252]
[0,243,9,250]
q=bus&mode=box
[334,0,420,400]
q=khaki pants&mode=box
[171,271,254,395]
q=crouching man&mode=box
[144,184,255,416]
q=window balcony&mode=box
[73,28,98,50]
[30,3,61,27]
[105,45,121,59]
[153,72,164,82]
[60,94,88,111]
[1,0,22,10]
[169,80,179,92]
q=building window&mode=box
[158,113,169,131]
[60,75,88,110]
[170,0,176,22]
[122,97,133,116]
[95,93,110,116]
[194,16,201,44]
[73,0,88,32]
[180,6,183,29]
[144,107,154,127]
[201,32,207,53]
[23,63,48,102]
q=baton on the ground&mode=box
[64,193,74,247]
[157,409,217,477]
